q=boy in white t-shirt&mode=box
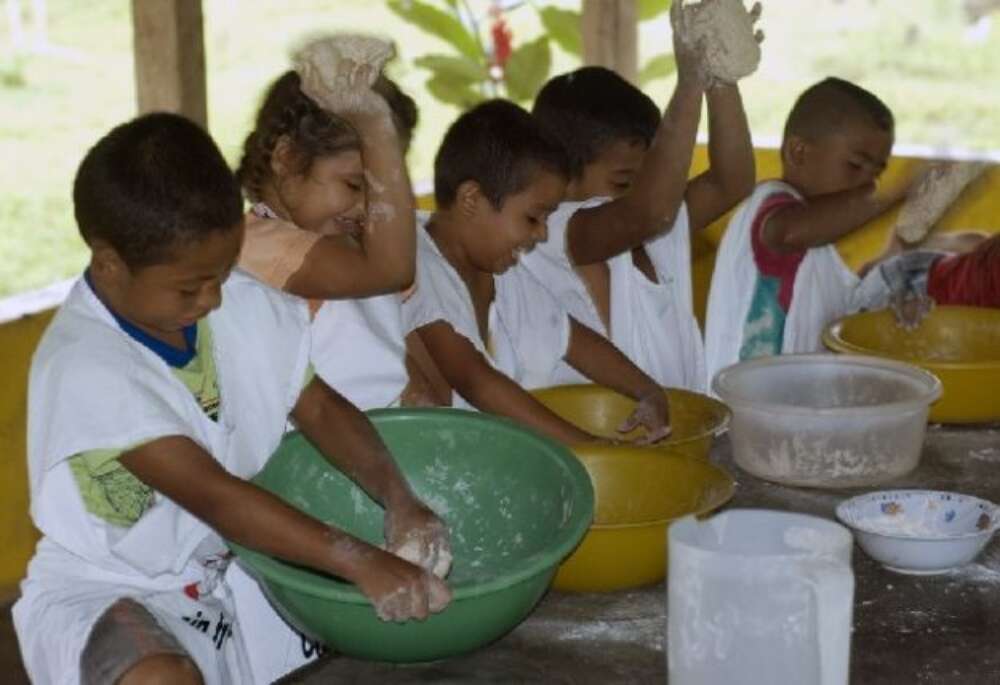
[521,2,758,391]
[14,113,450,685]
[703,77,925,383]
[403,100,670,446]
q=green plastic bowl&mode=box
[229,408,594,663]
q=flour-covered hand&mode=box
[384,499,452,579]
[618,390,672,446]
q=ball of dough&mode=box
[678,0,761,84]
[895,162,987,244]
[392,538,453,579]
[291,34,395,114]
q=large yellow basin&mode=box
[823,307,1000,424]
[531,385,730,459]
[531,385,734,592]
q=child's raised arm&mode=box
[283,102,416,299]
[683,83,756,232]
[562,318,671,444]
[416,321,598,445]
[565,72,704,266]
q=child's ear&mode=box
[783,135,809,170]
[270,135,295,178]
[455,180,485,218]
[90,240,128,282]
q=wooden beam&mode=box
[130,0,207,128]
[581,0,638,84]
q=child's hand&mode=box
[890,291,935,331]
[385,499,452,579]
[671,1,711,89]
[293,34,392,121]
[618,391,672,446]
[671,0,765,89]
[355,547,452,622]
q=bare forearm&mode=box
[119,438,377,584]
[293,378,413,509]
[563,319,660,401]
[200,476,377,582]
[767,185,900,252]
[350,113,417,288]
[569,80,705,265]
[457,367,594,444]
[686,84,755,232]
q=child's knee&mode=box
[118,653,204,685]
[81,597,197,685]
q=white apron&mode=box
[15,271,311,685]
[518,199,706,391]
[311,294,408,409]
[401,216,571,409]
[703,180,860,388]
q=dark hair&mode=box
[73,112,243,269]
[784,77,895,143]
[532,66,661,179]
[236,70,360,202]
[373,75,419,153]
[434,99,570,210]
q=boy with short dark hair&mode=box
[704,76,922,381]
[14,112,450,685]
[522,8,758,393]
[404,100,671,446]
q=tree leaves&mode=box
[538,6,583,57]
[503,36,552,103]
[387,0,482,62]
[414,54,489,82]
[638,0,673,22]
[639,53,677,86]
[426,75,486,108]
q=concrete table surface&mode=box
[283,425,1000,684]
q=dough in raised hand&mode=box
[291,33,394,115]
[675,0,761,84]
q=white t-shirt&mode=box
[311,294,408,409]
[518,198,707,391]
[401,216,572,408]
[17,270,311,683]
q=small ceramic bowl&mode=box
[836,490,998,575]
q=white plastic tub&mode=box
[713,354,942,488]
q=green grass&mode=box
[2,0,999,297]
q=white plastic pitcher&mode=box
[667,509,854,685]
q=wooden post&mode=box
[130,0,207,128]
[581,0,639,84]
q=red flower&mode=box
[491,16,513,69]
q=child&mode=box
[703,77,920,382]
[14,113,451,685]
[403,99,671,446]
[851,230,1000,326]
[236,63,447,409]
[521,2,758,393]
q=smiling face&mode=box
[272,147,367,236]
[464,167,567,275]
[783,117,894,198]
[91,222,245,343]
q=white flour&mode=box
[677,0,761,84]
[895,162,988,243]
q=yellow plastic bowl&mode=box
[531,385,734,592]
[531,385,730,459]
[823,307,1000,424]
